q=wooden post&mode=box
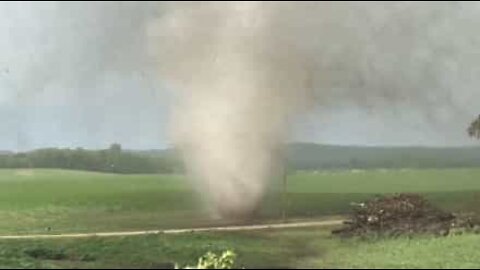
[281,148,288,223]
[282,167,287,223]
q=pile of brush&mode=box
[333,193,478,237]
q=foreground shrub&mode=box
[177,250,237,269]
[333,193,478,238]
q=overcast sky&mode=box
[0,2,479,151]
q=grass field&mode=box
[0,168,479,234]
[0,168,479,268]
[283,169,480,217]
[0,227,479,268]
[0,170,202,234]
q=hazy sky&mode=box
[0,2,479,151]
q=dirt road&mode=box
[0,220,343,240]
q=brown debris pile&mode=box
[333,194,478,237]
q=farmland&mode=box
[0,168,479,268]
[0,169,480,234]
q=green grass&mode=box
[0,168,479,268]
[0,169,204,234]
[0,229,311,269]
[289,169,480,193]
[0,168,479,234]
[311,233,480,269]
[0,227,479,269]
[280,169,480,217]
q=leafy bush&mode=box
[178,250,237,269]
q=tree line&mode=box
[2,142,480,174]
[0,144,183,174]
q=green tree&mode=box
[468,115,480,139]
[109,143,122,153]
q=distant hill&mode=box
[134,143,480,171]
[286,143,480,170]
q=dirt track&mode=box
[0,220,343,240]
